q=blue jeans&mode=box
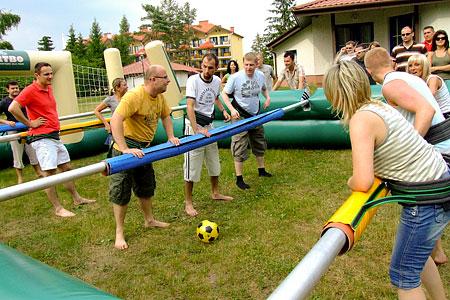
[389,202,449,289]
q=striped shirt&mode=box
[358,102,447,182]
[391,42,427,72]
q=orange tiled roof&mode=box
[192,20,216,34]
[293,0,443,12]
[199,40,214,49]
[123,59,200,76]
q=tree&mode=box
[0,40,13,50]
[65,25,77,53]
[252,33,273,66]
[113,15,134,66]
[264,0,297,43]
[119,15,130,35]
[0,9,21,49]
[0,10,20,39]
[141,0,197,64]
[75,33,87,57]
[86,19,106,67]
[37,36,55,51]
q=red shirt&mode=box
[423,40,432,52]
[15,82,60,135]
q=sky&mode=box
[2,0,309,53]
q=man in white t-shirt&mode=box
[184,53,233,216]
[221,52,272,190]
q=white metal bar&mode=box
[0,162,107,202]
[267,228,347,300]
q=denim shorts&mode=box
[389,203,450,289]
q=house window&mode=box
[389,13,414,52]
[210,37,218,45]
[335,22,374,52]
[220,36,228,45]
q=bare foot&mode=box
[185,204,199,217]
[433,253,448,265]
[114,234,128,250]
[212,193,233,201]
[55,207,75,217]
[144,219,170,228]
[74,197,96,205]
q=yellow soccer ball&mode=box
[196,220,219,243]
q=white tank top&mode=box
[358,102,447,182]
[383,71,450,154]
[427,74,450,114]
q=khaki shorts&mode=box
[231,124,266,162]
[31,138,70,171]
[109,148,156,206]
[183,120,220,182]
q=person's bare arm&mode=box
[221,91,239,119]
[94,102,110,132]
[161,115,180,145]
[427,76,441,97]
[8,101,45,128]
[347,111,380,192]
[110,112,144,158]
[186,97,209,137]
[382,79,434,136]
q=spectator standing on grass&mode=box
[333,40,356,63]
[221,60,239,85]
[0,80,43,183]
[428,29,450,80]
[391,26,427,72]
[256,52,276,92]
[273,51,306,90]
[9,62,95,217]
[408,54,450,120]
[422,26,435,52]
[352,44,376,85]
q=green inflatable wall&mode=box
[0,243,119,299]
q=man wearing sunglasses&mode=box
[391,26,427,72]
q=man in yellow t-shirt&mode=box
[110,65,180,250]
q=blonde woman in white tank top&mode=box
[324,60,449,300]
[407,54,450,119]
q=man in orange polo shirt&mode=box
[9,62,95,217]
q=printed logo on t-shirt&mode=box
[198,87,216,106]
[241,79,261,98]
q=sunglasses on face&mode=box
[436,36,447,41]
[401,32,412,37]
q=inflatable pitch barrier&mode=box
[0,243,118,299]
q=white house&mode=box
[267,0,450,86]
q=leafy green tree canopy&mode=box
[141,0,197,64]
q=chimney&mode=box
[230,27,234,33]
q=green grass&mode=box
[0,149,449,299]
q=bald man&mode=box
[109,65,180,250]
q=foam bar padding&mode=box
[105,109,285,175]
